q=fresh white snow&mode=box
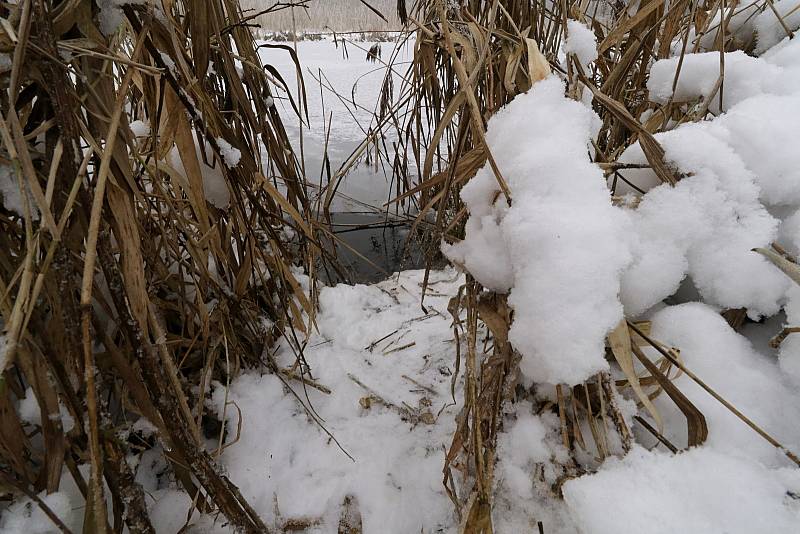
[207,270,463,532]
[564,20,598,69]
[755,0,800,54]
[215,137,242,168]
[444,75,631,386]
[563,445,800,534]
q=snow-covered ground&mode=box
[207,270,464,532]
[2,271,468,533]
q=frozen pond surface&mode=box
[258,38,422,280]
[258,38,416,212]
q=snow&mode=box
[17,387,40,425]
[147,490,194,533]
[492,404,581,533]
[648,33,800,114]
[129,119,150,137]
[18,387,75,433]
[12,16,800,534]
[443,173,512,292]
[675,3,800,55]
[689,4,761,52]
[203,270,464,532]
[0,272,467,533]
[618,122,788,317]
[445,75,631,385]
[614,37,800,317]
[496,406,569,500]
[563,20,598,69]
[647,51,780,112]
[563,445,800,534]
[778,207,800,255]
[780,286,800,383]
[755,0,800,54]
[559,301,800,533]
[0,490,73,534]
[215,137,242,168]
[0,162,25,217]
[437,29,800,532]
[168,133,231,209]
[648,303,800,464]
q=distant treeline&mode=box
[240,0,406,34]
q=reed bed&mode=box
[0,0,322,531]
[377,0,800,531]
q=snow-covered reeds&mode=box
[4,0,800,531]
[0,0,322,531]
[376,0,800,530]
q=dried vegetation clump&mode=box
[0,0,320,531]
[378,0,800,531]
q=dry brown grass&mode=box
[376,1,800,531]
[0,0,326,531]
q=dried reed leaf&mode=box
[632,343,708,447]
[598,0,665,54]
[753,247,800,286]
[608,320,665,434]
[525,38,550,84]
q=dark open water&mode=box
[320,212,425,284]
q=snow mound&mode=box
[563,445,800,534]
[444,75,631,385]
[650,303,800,463]
[647,51,780,112]
[563,20,598,69]
[619,123,787,317]
[755,0,800,54]
[615,38,800,316]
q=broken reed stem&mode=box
[627,321,800,466]
[436,3,511,202]
[79,62,137,534]
[634,415,679,454]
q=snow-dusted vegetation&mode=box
[3,1,800,533]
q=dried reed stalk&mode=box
[0,0,320,530]
[380,0,797,530]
